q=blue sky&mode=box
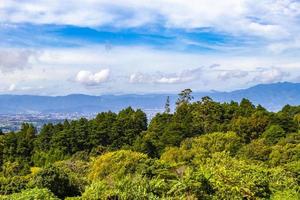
[0,0,300,95]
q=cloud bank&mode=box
[1,0,299,40]
[0,1,300,94]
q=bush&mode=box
[262,125,286,144]
[54,160,89,193]
[89,150,151,181]
[186,132,243,156]
[0,188,58,200]
[32,149,68,167]
[237,139,272,162]
[83,172,214,200]
[269,133,300,166]
[0,175,30,195]
[271,189,300,200]
[82,175,161,200]
[200,152,272,199]
[29,166,80,199]
[161,132,243,166]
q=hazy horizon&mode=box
[0,81,295,97]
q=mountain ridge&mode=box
[0,82,299,114]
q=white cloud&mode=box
[253,67,289,83]
[218,70,249,80]
[129,67,203,84]
[0,45,298,94]
[156,77,184,84]
[2,0,300,57]
[1,0,300,41]
[129,73,147,83]
[8,83,16,91]
[5,83,44,93]
[75,69,110,85]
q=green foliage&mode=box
[237,139,272,162]
[83,171,214,200]
[262,125,286,144]
[29,166,80,199]
[0,96,299,199]
[89,111,117,148]
[272,109,298,133]
[176,88,193,106]
[271,189,300,200]
[0,175,30,195]
[89,150,150,181]
[187,131,243,156]
[134,113,173,157]
[269,132,300,166]
[1,124,36,168]
[199,152,272,199]
[34,123,55,152]
[1,161,30,177]
[161,132,243,166]
[82,175,162,200]
[0,188,59,200]
[53,159,89,193]
[231,111,270,142]
[31,149,68,167]
[0,136,3,168]
[164,96,171,113]
[110,107,147,149]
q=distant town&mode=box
[0,113,91,132]
[0,109,163,133]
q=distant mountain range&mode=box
[0,82,299,114]
[206,82,300,111]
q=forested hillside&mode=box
[0,89,299,199]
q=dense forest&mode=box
[0,89,299,199]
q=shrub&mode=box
[161,132,243,166]
[82,175,160,200]
[237,139,272,162]
[0,188,58,200]
[29,166,80,199]
[89,150,150,181]
[83,172,213,200]
[200,152,272,199]
[0,175,30,195]
[262,125,286,144]
[54,160,89,193]
[269,133,300,166]
[271,189,300,200]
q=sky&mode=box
[0,0,300,95]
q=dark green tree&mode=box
[262,125,286,144]
[176,88,193,107]
[30,166,80,199]
[111,107,147,149]
[164,96,171,113]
